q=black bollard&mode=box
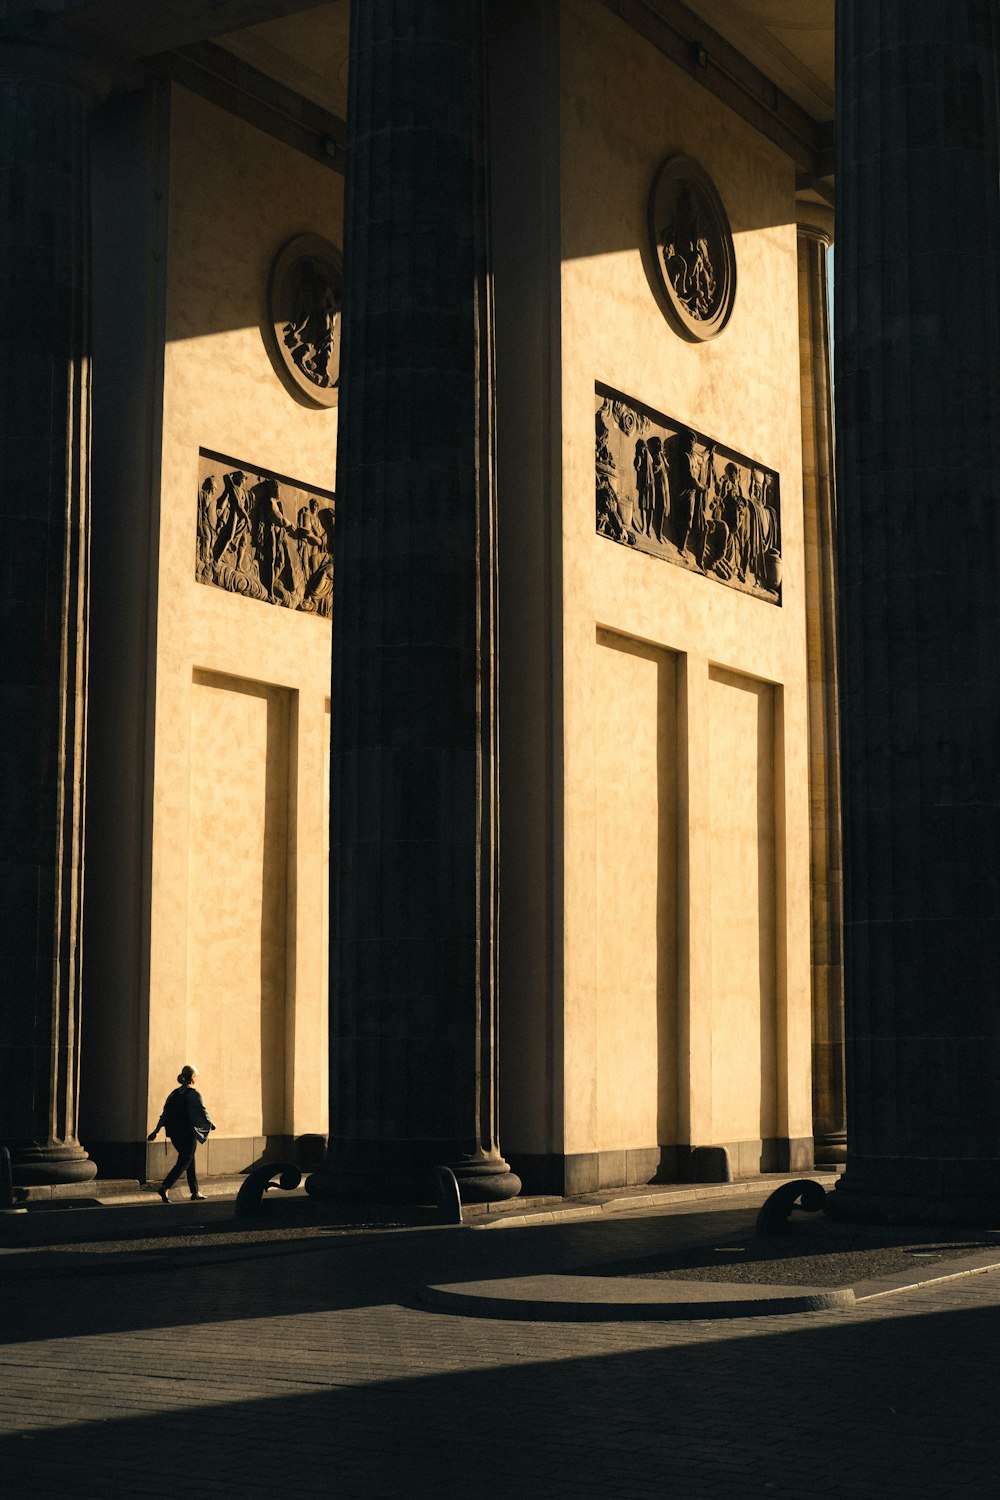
[234,1162,302,1218]
[755,1179,827,1237]
[435,1165,463,1224]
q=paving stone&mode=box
[1,1191,999,1496]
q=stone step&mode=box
[6,1174,253,1209]
[463,1170,842,1227]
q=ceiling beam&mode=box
[150,37,346,173]
[9,0,340,60]
[598,0,829,178]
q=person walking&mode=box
[147,1065,216,1202]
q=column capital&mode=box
[795,199,834,245]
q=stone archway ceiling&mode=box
[684,0,835,206]
[682,0,834,122]
[54,0,339,59]
[619,0,834,193]
[216,0,351,119]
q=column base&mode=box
[827,1164,1000,1226]
[8,1140,97,1186]
[305,1142,521,1205]
[448,1156,522,1203]
[813,1130,847,1166]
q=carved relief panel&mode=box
[265,234,342,407]
[595,384,781,604]
[196,449,335,618]
[648,154,736,341]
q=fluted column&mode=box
[0,24,108,1185]
[306,0,520,1202]
[831,1,1000,1221]
[797,204,846,1167]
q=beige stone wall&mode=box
[550,0,812,1181]
[706,667,776,1144]
[594,633,678,1155]
[145,85,341,1163]
[187,673,290,1141]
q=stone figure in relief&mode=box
[745,468,779,586]
[214,470,257,587]
[674,431,713,560]
[662,187,716,320]
[596,401,616,471]
[301,505,335,613]
[633,439,654,538]
[595,406,634,545]
[703,461,744,581]
[296,497,326,575]
[197,475,220,580]
[253,479,301,606]
[282,258,340,390]
[646,436,671,545]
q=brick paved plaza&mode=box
[1,1194,998,1499]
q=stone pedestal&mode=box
[0,27,108,1185]
[796,204,846,1167]
[831,1,1000,1222]
[305,1,519,1204]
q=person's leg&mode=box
[163,1135,195,1190]
[186,1145,200,1196]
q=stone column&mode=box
[796,204,846,1166]
[831,0,1000,1221]
[0,24,108,1185]
[306,1,520,1203]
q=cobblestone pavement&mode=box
[1,1197,998,1499]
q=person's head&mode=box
[178,1065,198,1087]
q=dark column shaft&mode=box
[0,29,106,1184]
[833,0,1000,1219]
[307,1,519,1202]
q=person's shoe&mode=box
[155,1186,169,1204]
[190,1192,208,1201]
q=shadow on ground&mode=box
[2,1297,998,1498]
[0,1207,768,1341]
[583,1219,1000,1287]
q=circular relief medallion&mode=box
[648,155,736,341]
[266,233,343,407]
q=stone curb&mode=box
[422,1274,856,1320]
[419,1250,1000,1323]
[469,1178,825,1229]
[853,1250,1000,1301]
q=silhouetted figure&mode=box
[147,1064,215,1203]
